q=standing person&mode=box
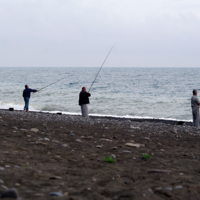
[79,87,91,117]
[23,85,39,112]
[191,89,200,128]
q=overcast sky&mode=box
[0,0,200,67]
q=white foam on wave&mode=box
[0,101,35,111]
[0,101,192,122]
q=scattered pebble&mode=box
[130,125,141,129]
[110,146,118,150]
[125,143,141,148]
[165,187,172,191]
[49,192,63,197]
[148,189,154,194]
[0,179,4,184]
[30,128,39,133]
[110,154,116,159]
[76,139,82,143]
[175,185,183,189]
[122,150,132,153]
[49,176,62,180]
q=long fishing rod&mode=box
[39,77,67,91]
[88,43,116,92]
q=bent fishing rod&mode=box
[88,43,116,92]
[39,77,67,91]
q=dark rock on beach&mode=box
[1,188,18,199]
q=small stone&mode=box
[49,192,63,197]
[96,145,103,148]
[122,150,132,153]
[20,128,27,132]
[110,154,116,159]
[105,139,112,142]
[144,137,150,140]
[160,149,165,151]
[62,144,68,147]
[130,125,141,129]
[55,155,61,158]
[70,133,75,136]
[52,140,60,143]
[155,187,162,191]
[148,189,154,194]
[5,165,10,168]
[63,192,69,196]
[86,136,93,139]
[125,143,141,148]
[76,139,82,143]
[165,187,172,191]
[49,176,62,180]
[110,146,118,150]
[1,188,18,199]
[0,167,5,170]
[15,183,20,187]
[44,138,50,141]
[148,169,172,173]
[30,128,39,133]
[1,185,8,190]
[0,179,4,184]
[175,185,183,189]
[92,177,97,182]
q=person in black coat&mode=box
[79,87,91,117]
[23,85,39,112]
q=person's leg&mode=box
[24,97,29,112]
[24,99,26,112]
[81,104,88,117]
[81,105,85,117]
[193,109,198,127]
[197,109,200,128]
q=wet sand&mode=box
[0,110,200,200]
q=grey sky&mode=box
[0,0,200,67]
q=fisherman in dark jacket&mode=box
[79,87,91,117]
[23,85,39,112]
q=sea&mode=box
[0,67,199,121]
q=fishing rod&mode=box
[39,77,67,91]
[88,43,116,92]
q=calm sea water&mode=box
[0,67,199,121]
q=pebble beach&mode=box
[0,109,200,199]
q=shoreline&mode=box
[0,109,193,126]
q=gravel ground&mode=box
[0,109,200,200]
